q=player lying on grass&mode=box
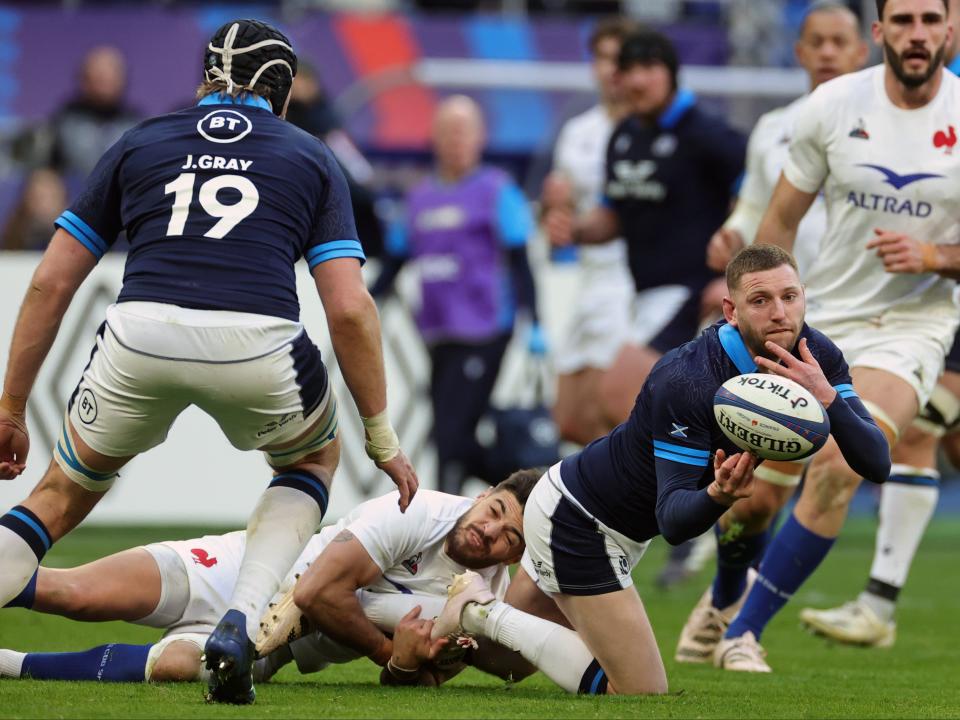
[414,245,890,695]
[0,475,541,687]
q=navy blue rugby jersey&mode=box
[603,90,745,294]
[559,320,862,543]
[54,94,364,321]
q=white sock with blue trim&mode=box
[862,467,939,622]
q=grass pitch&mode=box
[0,517,957,719]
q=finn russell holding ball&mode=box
[507,244,890,696]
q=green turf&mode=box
[1,518,957,718]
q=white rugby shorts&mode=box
[520,464,649,596]
[554,254,634,374]
[810,303,959,407]
[141,531,248,636]
[62,302,338,489]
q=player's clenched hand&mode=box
[542,205,575,247]
[706,227,744,272]
[708,448,756,505]
[0,407,29,480]
[376,450,419,513]
[866,229,940,275]
[392,606,449,667]
[755,338,837,408]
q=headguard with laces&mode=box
[204,19,298,115]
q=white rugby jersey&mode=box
[726,95,826,278]
[784,65,960,324]
[553,104,629,271]
[291,490,509,599]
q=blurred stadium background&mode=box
[0,0,957,526]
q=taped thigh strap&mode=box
[264,390,339,468]
[53,415,119,492]
[145,632,208,682]
[863,400,900,445]
[912,383,960,437]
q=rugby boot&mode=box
[430,571,495,641]
[203,609,256,704]
[714,631,772,673]
[675,568,756,663]
[800,599,896,648]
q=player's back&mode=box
[60,95,360,322]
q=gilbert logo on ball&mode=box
[713,373,830,461]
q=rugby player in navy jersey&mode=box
[0,19,417,704]
[543,28,746,430]
[428,245,889,694]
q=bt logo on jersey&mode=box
[197,109,253,144]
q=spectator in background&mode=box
[372,95,543,495]
[47,46,140,178]
[543,29,746,428]
[543,17,637,447]
[286,62,385,257]
[1,168,67,251]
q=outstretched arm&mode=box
[312,258,418,511]
[755,338,890,484]
[655,449,756,545]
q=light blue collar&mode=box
[658,89,696,131]
[198,93,272,111]
[949,56,960,77]
[718,323,758,374]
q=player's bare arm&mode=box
[543,203,620,247]
[866,228,960,278]
[292,528,396,667]
[754,174,818,253]
[311,258,418,511]
[0,229,97,479]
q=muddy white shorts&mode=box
[59,302,338,490]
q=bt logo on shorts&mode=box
[77,389,98,425]
[191,548,218,568]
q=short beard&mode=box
[444,515,489,570]
[885,40,946,89]
[739,324,792,362]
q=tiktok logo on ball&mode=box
[197,110,253,144]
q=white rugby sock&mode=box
[864,471,939,621]
[463,601,598,694]
[229,486,322,639]
[0,649,25,678]
[358,590,446,632]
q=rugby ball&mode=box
[713,373,830,461]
